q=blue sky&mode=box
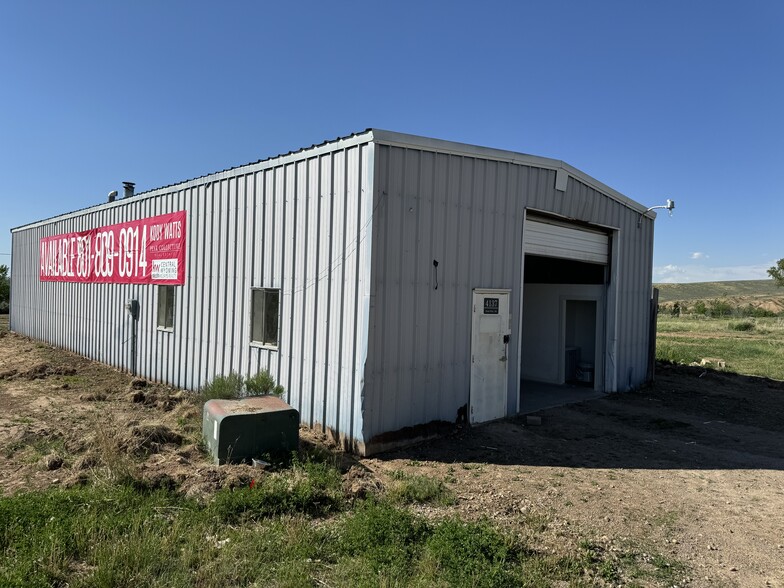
[2,1,782,283]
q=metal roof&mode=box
[12,128,650,232]
[370,130,651,216]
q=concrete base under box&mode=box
[202,396,299,465]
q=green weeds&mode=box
[336,500,522,588]
[210,459,344,523]
[578,539,687,587]
[0,475,664,588]
[200,369,284,402]
[387,470,455,505]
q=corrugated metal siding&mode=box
[364,143,653,446]
[10,137,375,449]
[365,146,525,442]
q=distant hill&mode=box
[655,280,782,303]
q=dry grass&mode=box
[84,418,139,485]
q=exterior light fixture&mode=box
[638,199,675,228]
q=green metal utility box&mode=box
[202,396,299,465]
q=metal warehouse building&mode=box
[10,130,656,455]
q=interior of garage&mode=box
[519,248,609,413]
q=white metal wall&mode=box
[363,140,654,450]
[11,135,375,449]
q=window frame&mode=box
[250,287,280,349]
[156,285,175,331]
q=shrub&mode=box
[200,372,245,400]
[200,370,285,401]
[740,304,777,318]
[708,299,733,318]
[245,369,284,396]
[693,300,707,315]
[729,320,755,332]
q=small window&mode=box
[157,285,175,330]
[251,288,279,347]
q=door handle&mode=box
[500,334,510,362]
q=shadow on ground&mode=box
[377,363,784,471]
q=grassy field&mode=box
[657,315,784,380]
[655,279,784,380]
[655,279,781,302]
[0,456,637,588]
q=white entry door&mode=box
[470,289,511,424]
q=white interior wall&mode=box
[521,283,604,385]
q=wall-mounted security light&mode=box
[638,199,675,228]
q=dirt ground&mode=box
[1,314,783,587]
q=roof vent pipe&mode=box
[123,181,135,199]
[108,190,118,203]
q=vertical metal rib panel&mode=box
[280,162,296,414]
[342,146,360,442]
[314,153,332,431]
[353,143,374,440]
[299,157,319,426]
[291,160,307,420]
[325,149,345,436]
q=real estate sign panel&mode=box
[39,210,187,285]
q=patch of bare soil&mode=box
[1,318,783,587]
[365,364,784,588]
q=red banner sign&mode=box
[40,211,187,284]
